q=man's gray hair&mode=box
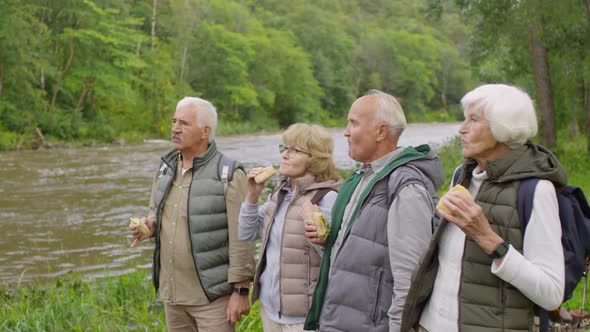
[176,97,218,142]
[461,84,537,149]
[365,89,407,139]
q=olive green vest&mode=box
[152,142,235,302]
[456,160,533,331]
[401,142,568,332]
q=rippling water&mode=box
[0,123,459,284]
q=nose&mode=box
[458,119,467,134]
[344,125,350,137]
[172,121,181,132]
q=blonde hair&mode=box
[282,123,339,182]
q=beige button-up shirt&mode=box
[147,156,255,305]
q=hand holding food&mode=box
[129,217,150,236]
[254,165,276,184]
[302,200,330,241]
[436,184,472,216]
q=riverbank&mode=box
[0,109,456,151]
[1,134,588,331]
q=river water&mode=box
[0,123,459,284]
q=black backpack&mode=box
[517,178,590,331]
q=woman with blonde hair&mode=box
[238,123,341,331]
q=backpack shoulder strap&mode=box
[451,165,463,186]
[517,177,549,332]
[216,153,243,195]
[309,188,334,205]
[517,178,541,234]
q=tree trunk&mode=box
[75,77,95,113]
[585,0,590,152]
[0,62,3,95]
[49,35,75,112]
[584,79,590,153]
[40,67,45,90]
[179,44,188,88]
[441,59,449,111]
[528,26,556,147]
[151,0,157,50]
[136,41,141,58]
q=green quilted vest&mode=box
[152,142,234,301]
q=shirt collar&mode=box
[362,147,405,175]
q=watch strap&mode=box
[488,240,510,259]
[233,286,249,296]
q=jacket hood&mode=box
[403,145,445,191]
[482,141,567,186]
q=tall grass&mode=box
[1,135,588,331]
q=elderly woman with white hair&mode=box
[401,84,567,332]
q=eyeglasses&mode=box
[278,144,311,157]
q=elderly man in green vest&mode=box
[304,89,444,331]
[401,84,566,332]
[129,97,255,332]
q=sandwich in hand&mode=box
[302,200,330,241]
[436,184,472,216]
[254,165,276,184]
[129,217,150,236]
[311,210,330,240]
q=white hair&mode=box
[461,84,538,149]
[365,89,407,139]
[176,97,218,142]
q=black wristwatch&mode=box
[487,240,510,259]
[233,286,249,296]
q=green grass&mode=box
[1,134,587,330]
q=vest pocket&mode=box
[371,269,384,323]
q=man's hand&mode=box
[226,292,250,324]
[304,221,327,246]
[129,217,155,248]
[437,191,503,255]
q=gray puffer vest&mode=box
[319,154,442,332]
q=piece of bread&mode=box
[129,217,150,235]
[254,165,276,184]
[311,211,330,240]
[436,184,472,216]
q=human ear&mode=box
[202,126,211,140]
[375,123,389,141]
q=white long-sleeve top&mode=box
[420,166,565,332]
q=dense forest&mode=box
[0,0,588,150]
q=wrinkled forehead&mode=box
[463,103,486,120]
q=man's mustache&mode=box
[172,133,183,141]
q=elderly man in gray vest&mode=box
[304,90,443,331]
[129,97,255,332]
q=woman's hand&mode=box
[437,192,503,255]
[245,167,267,204]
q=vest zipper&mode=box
[278,184,303,316]
[371,269,384,324]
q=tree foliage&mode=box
[445,0,590,148]
[0,0,473,149]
